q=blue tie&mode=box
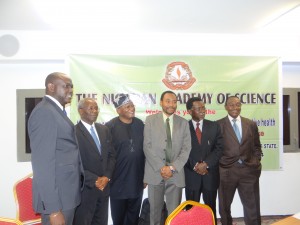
[232,119,241,143]
[62,108,67,115]
[90,126,101,154]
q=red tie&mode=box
[195,122,202,144]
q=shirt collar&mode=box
[192,119,203,129]
[45,95,64,111]
[81,120,95,131]
[162,113,174,122]
[227,115,241,122]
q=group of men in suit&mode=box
[184,95,263,225]
[28,72,263,225]
[143,91,263,225]
[28,73,145,225]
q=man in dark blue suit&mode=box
[74,98,116,225]
[28,72,84,225]
[106,94,145,225]
[184,97,223,223]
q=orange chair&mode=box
[0,217,22,225]
[13,173,41,225]
[165,200,215,225]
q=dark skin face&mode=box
[117,101,135,124]
[78,99,99,125]
[225,97,242,118]
[188,101,206,122]
[47,75,73,107]
[160,93,177,116]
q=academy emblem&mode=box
[162,62,196,90]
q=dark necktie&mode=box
[90,126,101,154]
[232,119,241,143]
[165,118,172,164]
[195,122,202,144]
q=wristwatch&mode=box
[169,166,176,174]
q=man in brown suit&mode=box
[217,96,263,225]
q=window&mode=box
[17,89,44,162]
[282,88,300,152]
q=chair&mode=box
[165,200,215,225]
[0,217,22,225]
[13,173,41,225]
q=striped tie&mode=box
[232,119,241,143]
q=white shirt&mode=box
[228,115,242,137]
[81,120,100,143]
[192,119,203,132]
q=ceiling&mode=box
[0,0,300,34]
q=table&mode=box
[272,213,300,225]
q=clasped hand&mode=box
[160,166,173,179]
[194,162,208,175]
[95,176,109,191]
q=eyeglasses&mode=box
[191,107,206,111]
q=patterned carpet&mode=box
[216,215,290,225]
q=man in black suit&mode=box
[74,98,116,225]
[184,97,223,223]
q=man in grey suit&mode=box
[28,72,84,225]
[144,90,191,225]
[217,96,263,225]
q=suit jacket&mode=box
[28,96,83,214]
[75,121,116,197]
[143,113,191,187]
[184,119,223,191]
[217,116,262,169]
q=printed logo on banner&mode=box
[162,62,196,90]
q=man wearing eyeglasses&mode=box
[184,97,223,224]
[105,94,146,225]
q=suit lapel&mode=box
[157,113,167,139]
[78,121,101,156]
[45,97,74,128]
[201,120,209,144]
[172,115,181,141]
[95,124,106,157]
[225,117,240,144]
[240,117,248,144]
[188,120,195,135]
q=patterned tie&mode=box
[195,122,202,144]
[90,126,101,154]
[165,118,172,164]
[232,119,241,143]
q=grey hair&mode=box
[77,98,96,110]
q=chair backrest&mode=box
[13,173,41,224]
[0,217,22,225]
[165,200,215,225]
